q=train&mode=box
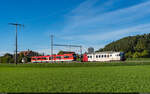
[82,51,125,62]
[31,51,125,63]
[31,53,77,63]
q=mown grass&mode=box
[0,62,150,93]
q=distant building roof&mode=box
[19,50,39,57]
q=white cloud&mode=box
[62,0,150,34]
[59,23,150,50]
[53,0,150,49]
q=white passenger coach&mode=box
[87,52,125,62]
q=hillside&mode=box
[97,33,150,58]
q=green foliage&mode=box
[98,33,150,58]
[125,51,132,58]
[141,50,150,57]
[18,53,28,63]
[0,53,30,63]
[57,50,64,55]
[132,52,141,58]
[0,53,14,63]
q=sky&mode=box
[0,0,150,55]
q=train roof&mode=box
[31,53,74,58]
[87,51,123,54]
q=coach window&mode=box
[90,56,92,58]
[64,56,69,58]
[107,55,109,58]
[102,55,103,58]
[96,55,98,58]
[99,55,101,58]
[32,58,36,60]
[49,57,53,60]
[103,55,105,58]
[56,56,61,59]
[42,57,46,60]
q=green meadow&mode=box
[0,62,150,93]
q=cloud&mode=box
[58,23,150,52]
[62,0,150,33]
[75,23,150,41]
[53,0,150,50]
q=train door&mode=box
[82,54,88,62]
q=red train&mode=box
[31,53,78,63]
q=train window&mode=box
[96,55,98,58]
[107,55,109,57]
[99,55,101,58]
[49,57,53,60]
[116,54,119,56]
[102,55,103,58]
[56,56,61,59]
[32,58,36,60]
[64,56,69,58]
[90,56,92,58]
[104,55,106,58]
[73,54,76,58]
[42,57,47,60]
[37,58,41,60]
[110,55,112,57]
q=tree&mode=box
[141,50,149,58]
[18,53,25,63]
[125,51,132,58]
[57,51,64,55]
[134,39,147,52]
[96,33,150,58]
[132,52,141,58]
[0,53,14,63]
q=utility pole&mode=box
[9,23,24,65]
[80,46,82,60]
[51,35,53,63]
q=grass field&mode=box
[0,62,150,93]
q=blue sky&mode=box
[0,0,150,55]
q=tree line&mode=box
[97,33,150,58]
[0,51,41,63]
